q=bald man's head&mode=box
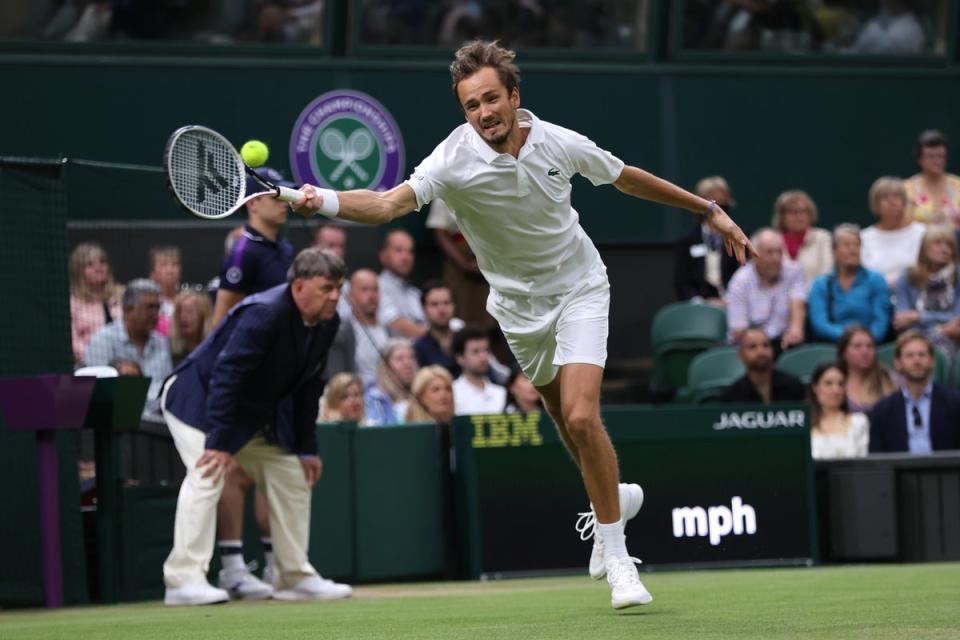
[751,228,784,283]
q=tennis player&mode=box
[293,40,755,610]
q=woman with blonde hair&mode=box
[365,338,419,425]
[771,190,833,285]
[836,324,898,413]
[69,242,123,365]
[169,290,213,365]
[893,225,960,357]
[318,373,366,423]
[405,366,454,424]
[860,176,927,289]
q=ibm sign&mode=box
[454,405,815,577]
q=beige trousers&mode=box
[161,377,318,589]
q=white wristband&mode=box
[316,189,340,218]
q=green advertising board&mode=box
[453,404,817,578]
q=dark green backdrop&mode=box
[2,57,958,241]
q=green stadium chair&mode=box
[775,343,837,385]
[680,346,744,404]
[877,341,950,385]
[651,302,727,390]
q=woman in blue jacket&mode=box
[808,224,891,343]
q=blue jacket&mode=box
[867,385,960,453]
[808,267,890,342]
[164,284,339,455]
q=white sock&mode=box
[219,539,245,572]
[597,522,627,559]
[262,536,275,572]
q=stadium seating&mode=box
[776,344,837,384]
[680,346,744,403]
[876,342,950,385]
[651,302,726,390]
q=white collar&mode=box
[470,109,543,164]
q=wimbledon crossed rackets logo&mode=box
[290,90,405,192]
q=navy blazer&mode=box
[164,284,339,455]
[867,384,960,453]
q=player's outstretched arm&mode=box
[613,165,757,265]
[292,183,418,225]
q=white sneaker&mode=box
[605,555,653,610]
[164,582,230,606]
[272,575,353,601]
[218,568,274,600]
[262,564,276,587]
[575,483,645,580]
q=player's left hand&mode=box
[707,207,757,265]
[299,455,323,487]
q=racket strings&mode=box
[168,129,245,219]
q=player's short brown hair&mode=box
[450,40,521,102]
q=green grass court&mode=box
[2,564,957,639]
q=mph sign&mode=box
[453,404,816,577]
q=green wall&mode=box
[3,56,958,241]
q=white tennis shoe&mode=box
[272,575,353,601]
[574,483,644,580]
[605,555,653,610]
[164,582,229,606]
[218,568,274,600]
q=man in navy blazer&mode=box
[868,331,960,454]
[160,248,352,606]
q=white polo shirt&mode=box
[405,109,624,296]
[453,376,508,415]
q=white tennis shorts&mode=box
[487,270,610,388]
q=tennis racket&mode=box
[164,125,304,220]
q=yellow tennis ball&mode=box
[241,140,269,167]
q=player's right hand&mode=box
[196,449,235,483]
[292,183,322,218]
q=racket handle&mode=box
[276,186,304,202]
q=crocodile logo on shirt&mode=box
[547,168,561,177]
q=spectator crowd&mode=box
[676,128,960,460]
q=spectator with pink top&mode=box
[69,242,123,367]
[771,190,833,286]
[906,130,960,227]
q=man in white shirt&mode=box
[293,40,753,610]
[378,229,427,339]
[345,269,389,386]
[452,326,507,414]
